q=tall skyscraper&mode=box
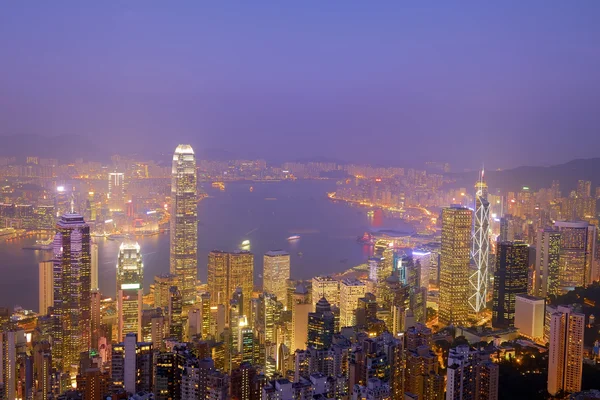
[39,260,53,315]
[492,241,529,329]
[439,206,472,327]
[534,229,561,298]
[116,242,144,341]
[52,209,92,377]
[91,241,99,290]
[170,144,198,306]
[263,250,291,302]
[208,250,254,316]
[340,278,366,327]
[107,172,125,212]
[547,305,584,396]
[307,297,335,349]
[514,294,545,342]
[291,284,311,352]
[554,221,597,291]
[470,169,490,313]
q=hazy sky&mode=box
[1,2,599,169]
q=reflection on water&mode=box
[0,180,412,310]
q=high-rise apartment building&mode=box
[116,242,144,341]
[111,333,153,394]
[492,241,529,329]
[52,210,92,377]
[263,251,291,303]
[439,206,472,327]
[446,345,498,400]
[170,144,198,305]
[534,229,561,298]
[554,221,597,291]
[39,260,53,315]
[470,170,490,313]
[311,276,339,308]
[547,305,584,396]
[340,278,366,327]
[208,250,254,316]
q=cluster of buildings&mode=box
[1,146,600,399]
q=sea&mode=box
[0,180,413,311]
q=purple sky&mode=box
[1,2,599,169]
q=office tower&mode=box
[534,229,561,298]
[1,329,28,400]
[231,362,257,400]
[470,170,490,313]
[312,276,340,307]
[76,368,111,400]
[39,260,53,315]
[412,250,432,290]
[514,294,545,342]
[33,340,52,400]
[154,273,177,309]
[170,144,198,306]
[439,206,472,327]
[262,293,280,345]
[492,241,529,329]
[107,172,125,211]
[263,250,291,302]
[91,242,98,290]
[168,286,184,341]
[548,305,585,396]
[340,278,366,327]
[208,250,254,315]
[554,221,597,290]
[291,284,311,352]
[111,333,153,393]
[116,242,144,341]
[307,297,335,349]
[446,345,499,400]
[52,209,92,376]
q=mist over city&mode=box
[1,3,600,400]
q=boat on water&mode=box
[108,233,129,240]
[211,182,225,191]
[23,238,54,251]
[287,235,300,241]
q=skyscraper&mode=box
[470,169,490,313]
[311,276,339,308]
[534,229,561,298]
[116,242,144,341]
[492,241,529,329]
[170,144,198,306]
[554,221,597,291]
[263,250,291,302]
[340,278,366,327]
[208,250,254,316]
[39,260,53,315]
[107,172,125,212]
[547,305,584,396]
[52,209,92,377]
[307,297,335,350]
[439,206,472,327]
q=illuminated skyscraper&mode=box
[340,278,366,327]
[208,250,254,316]
[91,242,99,290]
[291,284,311,352]
[263,250,290,302]
[52,208,92,377]
[311,276,339,308]
[170,144,198,305]
[153,273,177,309]
[534,229,561,298]
[548,305,584,396]
[492,241,529,329]
[470,170,490,313]
[107,172,125,212]
[554,221,597,291]
[39,260,53,315]
[116,242,143,341]
[439,206,472,327]
[307,297,335,349]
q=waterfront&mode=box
[0,180,413,311]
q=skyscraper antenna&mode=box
[70,194,75,214]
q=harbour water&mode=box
[0,180,413,311]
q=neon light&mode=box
[121,283,140,290]
[146,210,157,215]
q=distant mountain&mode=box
[449,158,600,193]
[0,134,111,163]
